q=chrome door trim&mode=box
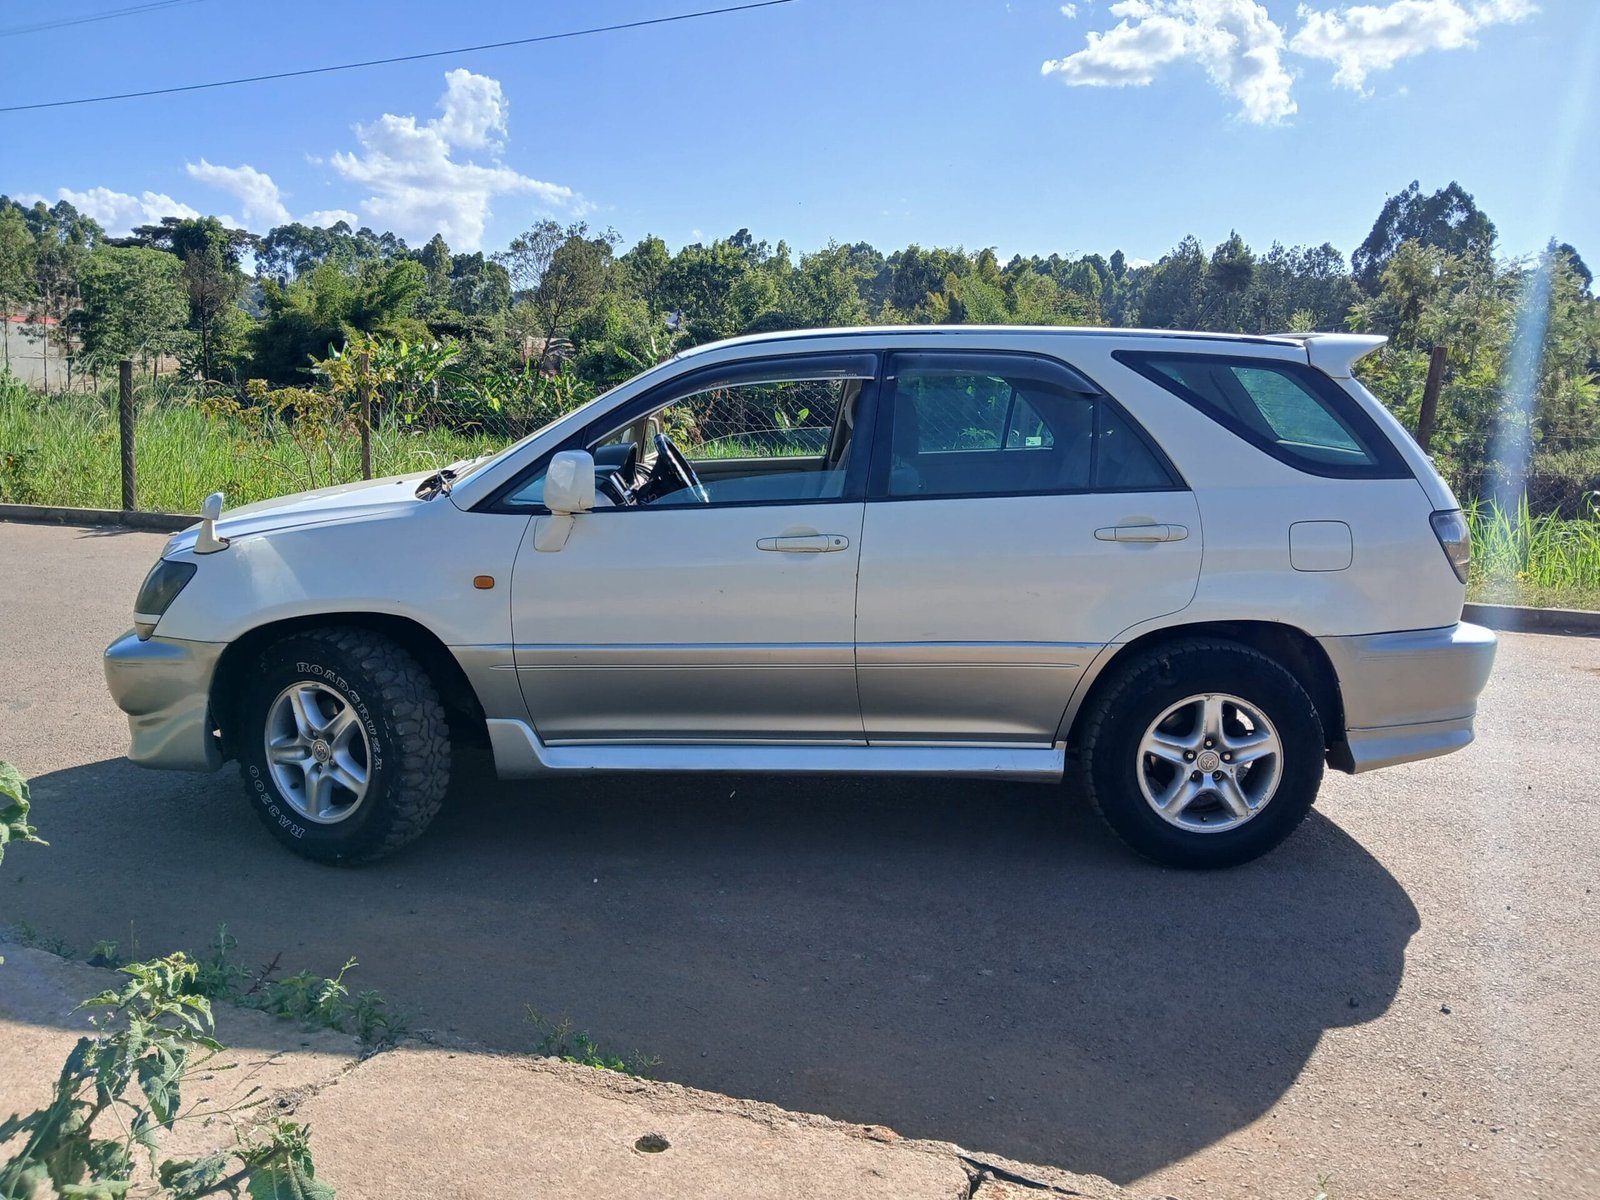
[485,718,1066,780]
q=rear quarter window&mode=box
[1114,350,1410,479]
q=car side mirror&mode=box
[543,450,596,515]
[534,450,595,553]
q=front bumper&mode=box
[1320,621,1497,773]
[103,630,226,771]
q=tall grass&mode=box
[0,378,506,512]
[1467,495,1600,609]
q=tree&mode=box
[1134,236,1208,328]
[618,235,670,313]
[4,197,102,389]
[417,233,453,300]
[1352,181,1497,293]
[76,246,188,368]
[254,221,407,283]
[167,218,249,381]
[789,243,869,328]
[1201,232,1255,330]
[251,258,427,384]
[446,252,512,317]
[496,221,618,372]
[0,205,36,371]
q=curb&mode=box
[0,503,194,533]
[1464,602,1600,636]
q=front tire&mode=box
[237,627,450,864]
[1078,639,1324,869]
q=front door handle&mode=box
[1094,524,1189,543]
[756,534,851,553]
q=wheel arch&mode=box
[1062,620,1345,757]
[211,612,488,761]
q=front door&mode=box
[854,350,1203,743]
[507,356,876,743]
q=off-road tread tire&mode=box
[1078,638,1324,869]
[238,626,450,865]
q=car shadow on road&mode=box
[3,754,1418,1184]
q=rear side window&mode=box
[1115,351,1409,479]
[878,354,1181,499]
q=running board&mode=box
[485,720,1065,781]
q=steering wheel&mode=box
[650,432,710,504]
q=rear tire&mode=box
[237,627,450,864]
[1078,639,1324,868]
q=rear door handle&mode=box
[1094,524,1189,543]
[756,534,851,553]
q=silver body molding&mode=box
[1318,621,1497,773]
[484,718,1067,780]
[103,631,226,771]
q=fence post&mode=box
[358,350,373,481]
[1415,344,1447,454]
[118,359,136,511]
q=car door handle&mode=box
[1094,524,1189,543]
[756,534,851,553]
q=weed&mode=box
[87,939,125,969]
[1466,494,1600,607]
[0,952,331,1199]
[525,1005,661,1078]
[352,989,409,1051]
[1311,1174,1335,1200]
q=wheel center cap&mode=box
[310,739,332,764]
[1197,750,1221,772]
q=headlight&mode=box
[1430,509,1471,584]
[133,559,197,640]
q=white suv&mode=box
[105,327,1496,868]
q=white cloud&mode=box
[1290,0,1537,91]
[302,208,360,229]
[48,187,200,235]
[328,69,577,250]
[431,68,508,150]
[1061,3,1079,16]
[185,159,290,227]
[1042,0,1297,124]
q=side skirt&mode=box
[485,719,1065,782]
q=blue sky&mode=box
[3,0,1595,267]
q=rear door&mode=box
[854,350,1202,743]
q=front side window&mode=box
[503,357,874,510]
[879,357,1178,499]
[1115,350,1408,478]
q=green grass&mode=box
[1466,497,1600,612]
[0,379,509,512]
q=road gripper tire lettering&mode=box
[237,627,450,864]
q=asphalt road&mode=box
[2,519,1597,1199]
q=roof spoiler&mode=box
[1273,332,1387,379]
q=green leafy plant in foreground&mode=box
[0,760,45,869]
[0,953,332,1199]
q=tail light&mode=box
[1430,509,1471,584]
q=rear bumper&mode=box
[103,630,226,771]
[1320,621,1496,773]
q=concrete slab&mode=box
[0,945,1125,1198]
